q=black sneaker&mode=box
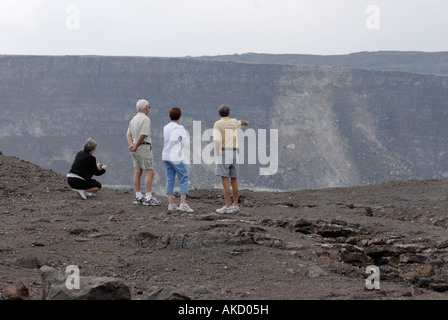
[133,197,144,205]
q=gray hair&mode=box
[83,138,98,153]
[218,105,230,117]
[136,99,149,111]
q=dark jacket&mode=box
[69,150,105,181]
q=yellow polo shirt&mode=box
[213,117,242,149]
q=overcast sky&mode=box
[1,0,447,57]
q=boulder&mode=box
[416,265,434,277]
[40,265,131,300]
[146,288,191,300]
[1,282,32,300]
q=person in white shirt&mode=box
[162,107,193,212]
[126,99,161,206]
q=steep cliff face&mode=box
[197,51,448,75]
[1,55,447,192]
[271,67,448,189]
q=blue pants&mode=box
[163,160,189,195]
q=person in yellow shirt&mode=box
[213,105,248,214]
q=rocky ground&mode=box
[1,152,448,300]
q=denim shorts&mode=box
[163,160,189,195]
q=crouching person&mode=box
[67,138,107,199]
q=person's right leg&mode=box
[143,169,161,206]
[144,169,154,196]
[172,161,193,212]
[215,176,232,214]
[163,161,176,208]
[133,167,143,194]
[221,176,232,208]
[131,150,143,198]
[230,177,239,207]
[133,167,144,204]
[138,146,159,204]
[172,161,189,204]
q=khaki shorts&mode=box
[131,145,154,170]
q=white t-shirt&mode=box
[162,122,189,162]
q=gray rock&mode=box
[305,265,328,278]
[1,282,32,300]
[436,240,448,249]
[340,251,373,264]
[15,256,41,269]
[40,265,131,300]
[313,223,360,238]
[146,288,191,300]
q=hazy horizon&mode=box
[1,0,447,57]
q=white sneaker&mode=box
[228,205,240,213]
[179,203,194,213]
[143,197,162,206]
[168,204,179,211]
[216,206,230,214]
[216,205,240,214]
[133,197,144,205]
[75,189,87,200]
[85,192,93,198]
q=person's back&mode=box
[213,117,241,150]
[213,105,248,214]
[69,150,99,181]
[162,121,189,163]
[128,112,151,145]
[162,107,193,213]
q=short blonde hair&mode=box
[83,138,98,153]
